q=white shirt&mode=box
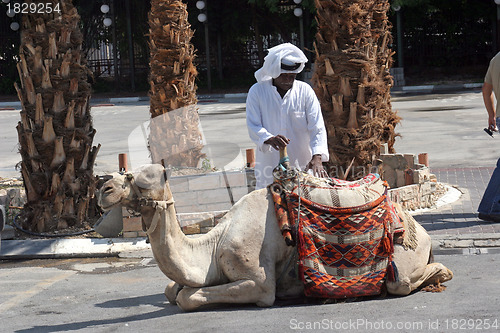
[246,79,329,189]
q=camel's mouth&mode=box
[98,192,123,212]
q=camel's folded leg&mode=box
[175,279,276,311]
[387,263,453,296]
[165,281,183,305]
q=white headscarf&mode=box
[254,43,308,83]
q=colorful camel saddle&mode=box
[270,171,404,299]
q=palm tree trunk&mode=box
[312,0,400,180]
[148,0,204,167]
[15,0,100,232]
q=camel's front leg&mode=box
[165,281,183,305]
[175,279,276,311]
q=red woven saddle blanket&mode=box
[270,173,400,299]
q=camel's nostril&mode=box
[103,186,113,194]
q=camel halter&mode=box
[124,173,175,236]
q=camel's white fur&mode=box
[99,164,453,311]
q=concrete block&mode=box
[169,177,189,193]
[382,166,397,189]
[188,173,221,191]
[442,239,473,248]
[413,167,431,184]
[223,171,247,187]
[175,203,203,214]
[420,182,435,196]
[404,154,416,169]
[202,202,233,212]
[395,185,419,201]
[171,191,198,206]
[245,169,256,191]
[201,226,214,233]
[396,169,406,188]
[197,188,231,205]
[1,225,15,240]
[182,224,201,235]
[380,154,408,169]
[214,211,228,225]
[123,216,142,232]
[93,205,123,238]
[474,239,500,247]
[177,212,214,227]
[231,187,251,202]
[123,231,138,238]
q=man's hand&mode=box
[488,114,497,132]
[264,135,290,151]
[306,154,328,178]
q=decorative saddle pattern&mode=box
[270,171,402,299]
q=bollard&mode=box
[418,153,429,167]
[119,153,128,172]
[246,149,255,168]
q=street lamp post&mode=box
[392,4,403,68]
[293,0,304,51]
[102,1,119,91]
[197,1,211,93]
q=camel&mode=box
[98,164,453,311]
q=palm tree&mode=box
[148,0,204,167]
[15,0,100,232]
[311,0,400,179]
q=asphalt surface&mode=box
[1,253,499,332]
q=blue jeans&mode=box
[478,158,500,216]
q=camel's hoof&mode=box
[165,281,183,305]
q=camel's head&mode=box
[98,164,171,212]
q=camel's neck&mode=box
[144,202,222,287]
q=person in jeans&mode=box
[478,51,500,222]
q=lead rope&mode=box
[276,170,302,287]
[295,173,301,243]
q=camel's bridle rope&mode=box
[124,173,175,236]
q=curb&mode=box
[391,82,482,95]
[431,232,500,251]
[0,238,150,259]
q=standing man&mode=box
[246,43,329,189]
[478,52,500,222]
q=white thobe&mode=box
[246,79,329,189]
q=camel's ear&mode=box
[164,167,172,181]
[135,164,167,189]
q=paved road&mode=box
[1,253,499,332]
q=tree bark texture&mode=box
[15,0,100,232]
[312,0,400,180]
[148,0,205,167]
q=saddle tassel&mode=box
[387,260,399,282]
[382,231,394,254]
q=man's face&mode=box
[273,73,297,92]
